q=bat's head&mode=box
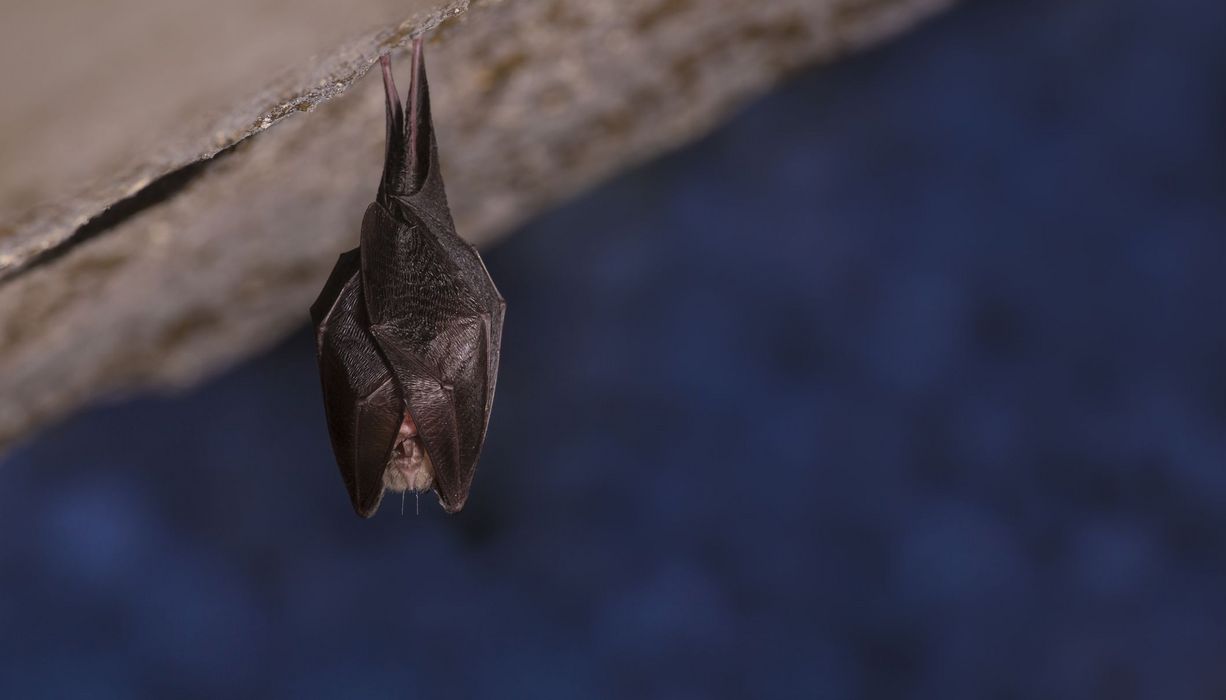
[381,411,435,495]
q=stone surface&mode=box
[0,0,953,449]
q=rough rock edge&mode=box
[0,0,471,279]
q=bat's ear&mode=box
[377,38,442,204]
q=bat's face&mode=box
[384,414,434,494]
[309,39,504,517]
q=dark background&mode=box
[2,0,1224,697]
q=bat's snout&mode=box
[382,412,435,495]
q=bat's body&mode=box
[310,39,505,517]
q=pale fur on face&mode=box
[382,411,435,493]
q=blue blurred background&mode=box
[3,0,1224,696]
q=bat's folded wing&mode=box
[310,250,360,335]
[369,318,489,513]
[311,253,403,517]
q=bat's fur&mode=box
[384,415,435,493]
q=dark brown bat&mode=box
[310,38,505,517]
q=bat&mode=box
[310,37,505,517]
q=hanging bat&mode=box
[310,37,505,517]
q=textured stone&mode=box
[0,0,953,449]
